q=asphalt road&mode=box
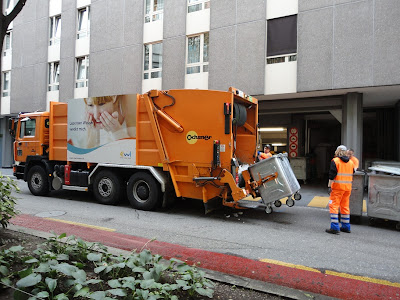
[12,178,400,285]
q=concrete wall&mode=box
[8,0,400,109]
[209,0,265,94]
[11,0,49,113]
[297,0,400,92]
[162,37,186,90]
[59,2,76,101]
[162,0,186,90]
[89,0,143,96]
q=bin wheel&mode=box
[274,200,282,207]
[294,192,301,201]
[286,198,295,207]
[396,223,400,231]
[265,205,273,214]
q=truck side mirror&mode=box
[8,118,16,137]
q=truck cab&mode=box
[13,112,50,179]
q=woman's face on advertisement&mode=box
[86,98,115,127]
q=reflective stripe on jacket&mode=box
[332,157,354,191]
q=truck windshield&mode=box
[20,118,36,138]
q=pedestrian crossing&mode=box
[307,196,367,212]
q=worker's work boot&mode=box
[340,227,351,233]
[325,228,340,235]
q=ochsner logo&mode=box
[186,131,212,144]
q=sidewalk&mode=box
[1,167,14,177]
[10,214,400,300]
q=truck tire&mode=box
[127,172,160,211]
[27,165,49,196]
[93,170,122,205]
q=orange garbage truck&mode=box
[12,88,301,213]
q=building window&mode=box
[267,15,297,57]
[48,62,60,91]
[77,6,90,39]
[76,56,89,88]
[187,0,210,13]
[49,15,61,46]
[5,0,12,14]
[2,71,10,97]
[3,31,11,56]
[266,57,285,64]
[144,42,162,79]
[186,32,209,74]
[144,0,163,23]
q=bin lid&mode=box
[368,165,400,176]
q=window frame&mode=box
[143,42,163,80]
[5,0,12,14]
[49,14,62,46]
[186,32,209,75]
[48,61,60,91]
[144,0,164,23]
[187,0,210,14]
[2,71,10,97]
[266,14,297,58]
[20,118,36,138]
[77,6,90,39]
[75,56,89,88]
[3,30,12,57]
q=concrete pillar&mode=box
[342,92,363,167]
[1,117,14,168]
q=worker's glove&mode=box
[327,187,332,195]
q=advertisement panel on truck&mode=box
[67,95,137,164]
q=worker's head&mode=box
[347,148,355,158]
[335,145,347,157]
[264,144,271,153]
[84,96,119,127]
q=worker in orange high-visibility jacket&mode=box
[347,148,359,171]
[259,144,272,160]
[326,145,355,234]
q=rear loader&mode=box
[12,88,301,214]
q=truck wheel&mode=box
[27,165,49,196]
[127,172,160,211]
[93,170,122,205]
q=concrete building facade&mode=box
[1,0,399,181]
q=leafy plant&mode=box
[0,245,25,290]
[173,259,214,298]
[0,233,215,299]
[0,173,19,229]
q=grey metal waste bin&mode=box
[368,173,400,228]
[289,157,309,183]
[349,171,366,223]
[248,153,300,205]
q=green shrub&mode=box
[2,233,215,299]
[0,173,19,229]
